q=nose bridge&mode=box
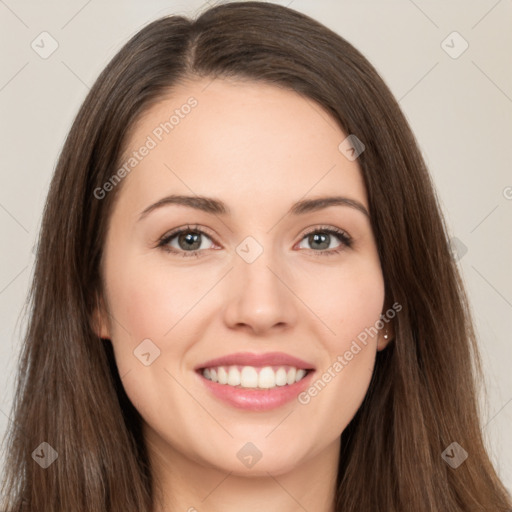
[235,236,282,290]
[223,231,297,332]
[235,232,284,297]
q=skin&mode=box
[94,77,393,512]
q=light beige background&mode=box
[1,0,511,492]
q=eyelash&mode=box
[156,224,353,258]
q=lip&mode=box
[197,369,316,411]
[195,351,315,371]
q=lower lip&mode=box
[197,370,315,411]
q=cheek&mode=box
[297,259,385,346]
[102,254,208,401]
[103,258,201,421]
[295,261,384,415]
[106,255,208,341]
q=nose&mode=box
[222,244,298,336]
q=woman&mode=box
[1,2,510,511]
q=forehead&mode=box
[114,77,368,219]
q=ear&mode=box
[377,321,394,351]
[91,292,111,340]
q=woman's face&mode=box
[95,77,390,477]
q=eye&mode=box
[296,226,353,256]
[157,224,216,258]
[157,224,353,258]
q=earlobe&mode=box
[91,293,111,340]
[377,322,395,351]
[377,299,397,351]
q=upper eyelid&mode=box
[160,224,216,243]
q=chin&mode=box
[197,443,309,478]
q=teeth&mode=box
[217,366,228,385]
[258,367,275,389]
[228,366,241,386]
[201,365,310,389]
[295,369,306,382]
[275,367,287,386]
[240,366,258,388]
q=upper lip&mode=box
[195,352,315,371]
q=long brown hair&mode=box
[1,2,510,510]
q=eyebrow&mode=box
[138,194,370,221]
